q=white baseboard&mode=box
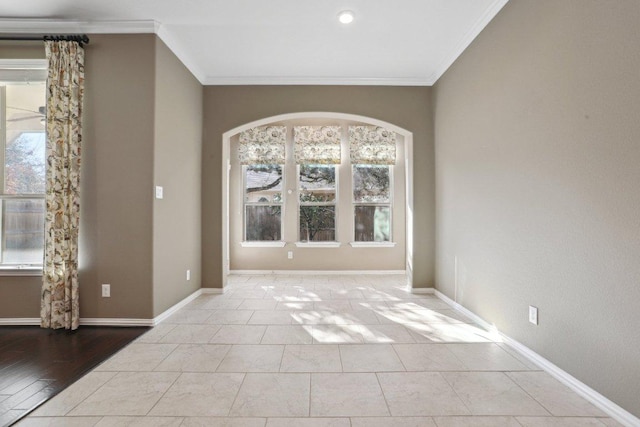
[152,288,209,325]
[0,318,40,326]
[434,289,639,427]
[502,334,638,426]
[409,287,435,294]
[81,318,154,327]
[229,270,406,275]
[434,290,496,331]
[0,288,217,328]
[0,317,154,327]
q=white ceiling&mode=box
[0,0,508,85]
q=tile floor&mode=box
[18,274,623,426]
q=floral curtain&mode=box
[41,40,85,330]
[294,126,341,164]
[349,125,396,165]
[239,126,286,165]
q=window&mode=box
[0,66,46,267]
[237,123,397,248]
[299,164,336,242]
[353,164,391,242]
[244,164,283,241]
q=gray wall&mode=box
[0,34,203,320]
[434,0,640,417]
[202,86,434,288]
[81,34,156,319]
[153,37,203,316]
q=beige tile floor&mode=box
[19,274,623,427]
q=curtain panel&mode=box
[294,126,341,164]
[349,125,397,165]
[238,126,286,165]
[41,40,84,330]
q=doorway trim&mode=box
[222,112,414,288]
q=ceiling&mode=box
[0,0,508,86]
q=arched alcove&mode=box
[222,112,414,288]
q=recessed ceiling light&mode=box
[338,10,355,24]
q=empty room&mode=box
[0,0,638,426]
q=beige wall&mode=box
[229,119,405,271]
[203,86,434,287]
[153,37,203,316]
[0,34,203,320]
[0,35,157,319]
[80,34,156,319]
[434,0,640,417]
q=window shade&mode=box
[238,126,286,165]
[294,126,341,164]
[349,126,396,165]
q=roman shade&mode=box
[238,125,286,165]
[349,125,396,165]
[294,125,341,164]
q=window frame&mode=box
[241,163,285,245]
[351,164,394,245]
[0,60,47,271]
[297,163,339,244]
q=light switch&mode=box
[155,186,164,199]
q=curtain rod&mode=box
[0,34,89,46]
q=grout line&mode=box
[214,344,234,372]
[150,343,180,371]
[390,344,409,372]
[58,371,119,416]
[374,373,393,417]
[226,372,248,416]
[504,371,554,417]
[142,370,181,416]
[277,345,285,373]
[439,370,473,416]
[308,372,312,417]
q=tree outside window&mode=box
[353,165,391,242]
[244,164,283,241]
[299,164,336,242]
[0,81,46,265]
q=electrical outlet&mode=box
[287,251,293,259]
[529,305,538,325]
[102,284,111,298]
[186,269,191,281]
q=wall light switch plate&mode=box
[186,269,191,281]
[529,305,538,325]
[102,284,111,298]
[155,186,163,199]
[287,251,293,259]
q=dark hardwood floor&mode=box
[0,325,149,427]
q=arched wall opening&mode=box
[222,112,414,288]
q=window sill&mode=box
[349,242,397,248]
[295,242,341,248]
[0,266,43,276]
[240,241,287,248]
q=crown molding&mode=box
[427,0,509,85]
[0,18,157,34]
[202,75,432,86]
[0,0,510,88]
[155,24,206,84]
